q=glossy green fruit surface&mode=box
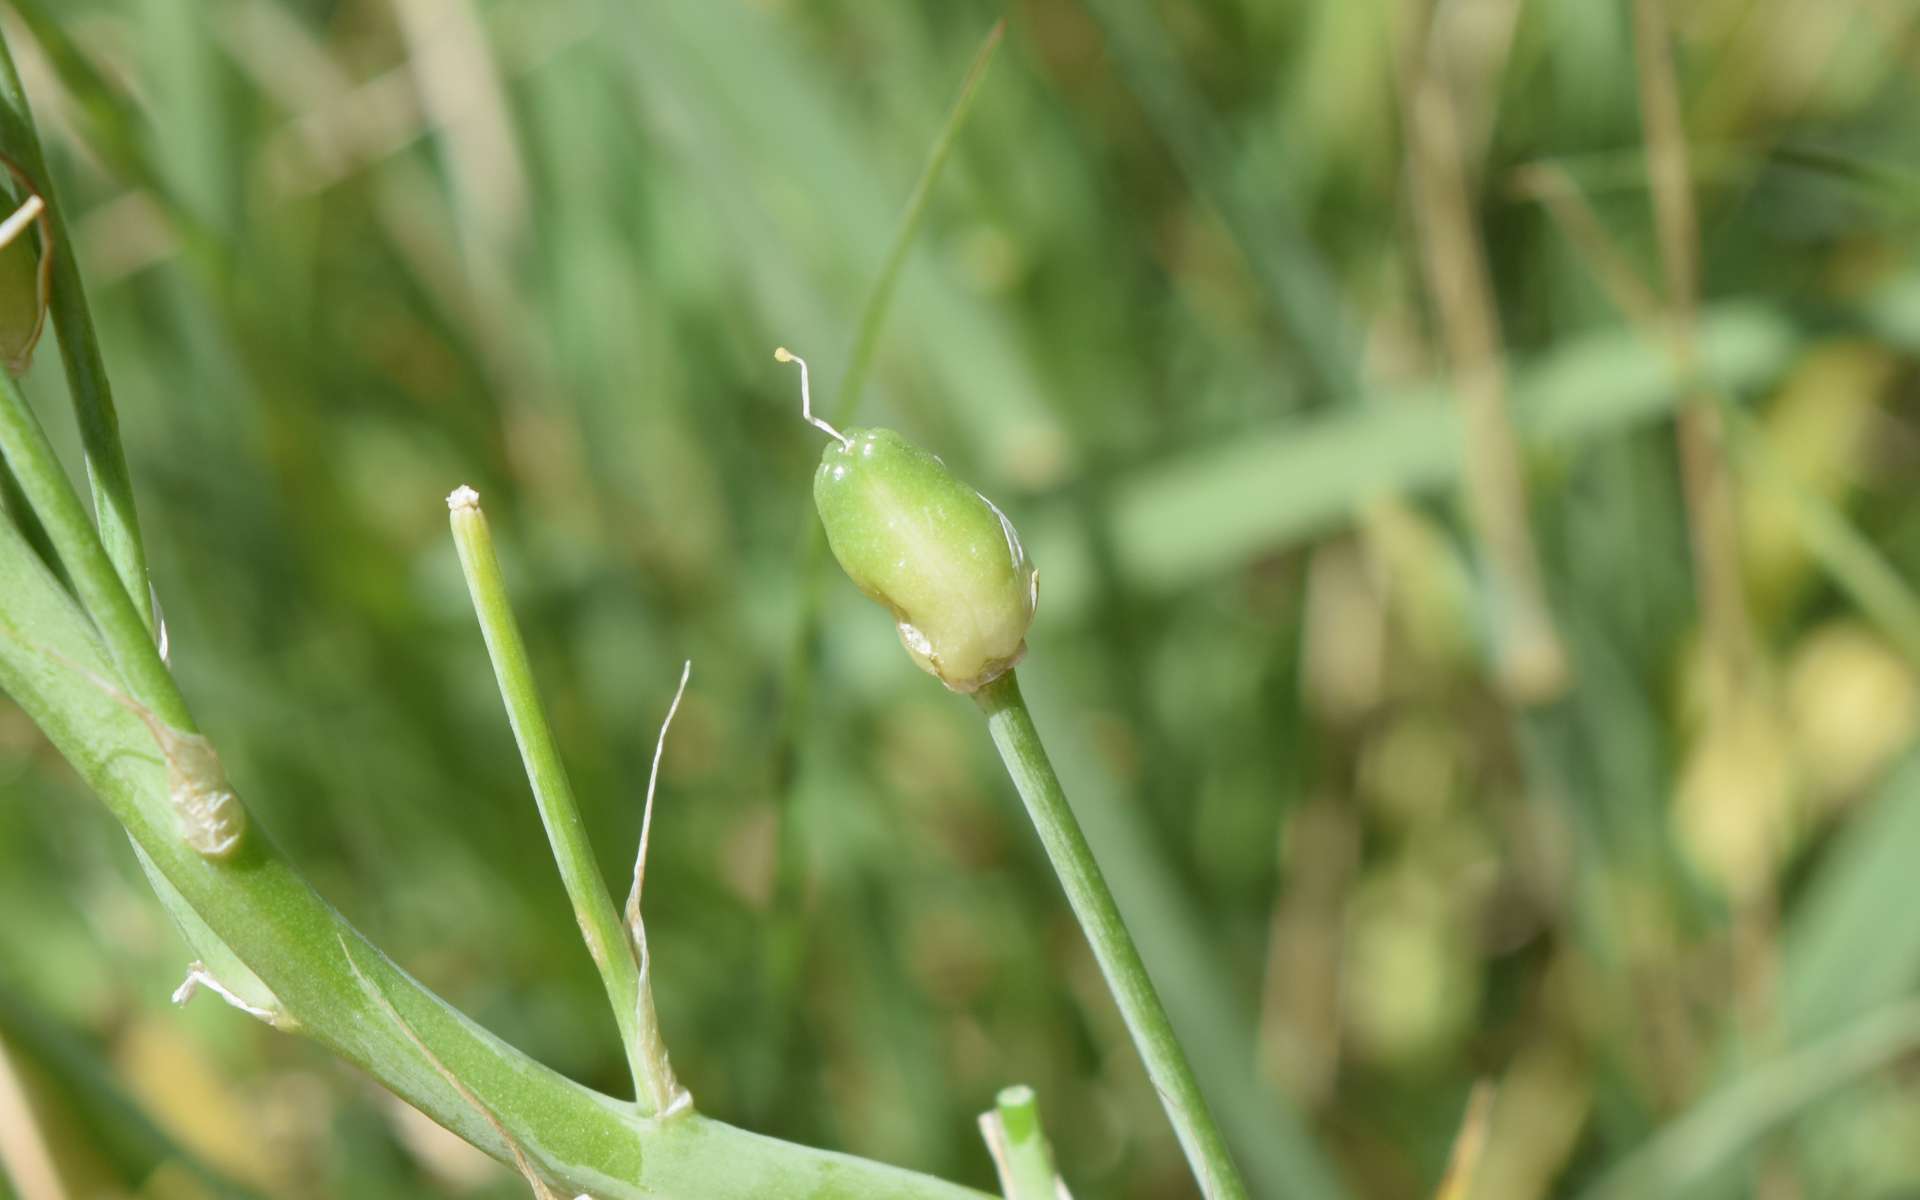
[814,427,1036,692]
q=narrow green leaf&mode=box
[1781,753,1920,1041]
[0,24,151,630]
[829,19,1003,426]
[0,985,266,1200]
[1577,999,1920,1200]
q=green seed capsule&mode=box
[780,348,1037,693]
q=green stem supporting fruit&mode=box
[974,670,1250,1200]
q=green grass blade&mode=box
[1576,999,1920,1200]
[1732,415,1920,668]
[831,19,1004,427]
[758,18,1009,1119]
[1780,753,1920,1040]
[1076,0,1358,399]
[0,25,151,630]
[1078,303,1796,603]
[0,985,266,1200]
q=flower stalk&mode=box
[447,485,679,1115]
[974,671,1247,1200]
[793,346,1249,1198]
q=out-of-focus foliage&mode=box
[3,0,1920,1197]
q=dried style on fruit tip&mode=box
[778,347,1037,692]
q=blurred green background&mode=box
[4,0,1920,1197]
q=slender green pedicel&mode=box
[780,348,1037,692]
[780,347,1247,1200]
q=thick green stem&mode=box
[0,372,183,727]
[0,497,992,1200]
[447,487,670,1111]
[973,670,1248,1200]
[0,27,152,630]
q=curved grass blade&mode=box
[1577,999,1920,1200]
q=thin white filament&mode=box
[774,346,851,448]
[171,961,277,1023]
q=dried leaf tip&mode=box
[447,484,481,512]
[627,659,692,921]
